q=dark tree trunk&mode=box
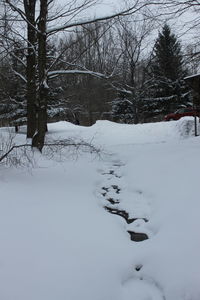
[23,0,37,138]
[130,61,139,124]
[133,104,139,124]
[32,0,48,151]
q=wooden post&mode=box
[194,115,198,136]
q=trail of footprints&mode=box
[99,160,149,242]
[98,160,166,299]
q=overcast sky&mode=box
[51,0,197,40]
[1,0,197,50]
[54,0,127,20]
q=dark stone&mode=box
[127,231,149,242]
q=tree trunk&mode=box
[23,0,37,138]
[32,0,48,151]
[133,104,139,124]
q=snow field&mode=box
[0,117,200,300]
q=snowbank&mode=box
[0,117,199,300]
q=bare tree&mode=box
[23,0,37,138]
[110,16,154,123]
[53,22,119,124]
[32,0,48,150]
[2,0,151,150]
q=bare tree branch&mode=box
[47,1,151,34]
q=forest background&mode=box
[0,0,200,150]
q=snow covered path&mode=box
[97,157,165,299]
[0,119,200,300]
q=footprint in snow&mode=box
[99,160,151,243]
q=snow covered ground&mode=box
[0,118,200,300]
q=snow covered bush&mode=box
[111,98,134,124]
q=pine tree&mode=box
[153,24,185,82]
[111,96,134,124]
[146,24,190,117]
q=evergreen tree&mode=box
[146,24,190,116]
[153,24,185,82]
[111,94,134,124]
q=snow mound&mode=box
[88,118,196,147]
[175,117,196,137]
[48,121,78,132]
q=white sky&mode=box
[1,0,198,55]
[55,0,123,18]
[51,0,199,48]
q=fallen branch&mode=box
[0,144,31,163]
[0,138,101,165]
